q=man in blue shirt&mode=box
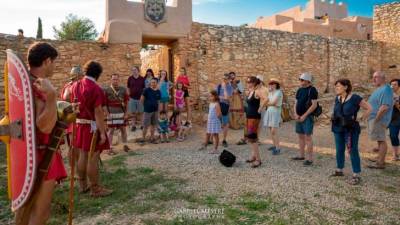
[367,71,394,169]
[217,74,234,147]
[140,78,161,144]
[292,73,318,166]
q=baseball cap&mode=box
[299,73,313,82]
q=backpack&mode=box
[306,87,322,117]
[219,150,236,167]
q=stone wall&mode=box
[374,2,400,79]
[143,22,381,106]
[140,47,169,76]
[0,34,141,113]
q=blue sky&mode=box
[0,0,397,39]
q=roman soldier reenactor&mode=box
[67,60,113,197]
[103,73,130,154]
[14,42,68,224]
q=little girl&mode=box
[175,82,185,111]
[169,110,186,141]
[199,90,222,154]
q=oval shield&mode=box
[6,50,37,211]
[144,0,167,25]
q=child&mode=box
[170,110,186,141]
[158,111,170,143]
[199,90,222,154]
[175,82,185,111]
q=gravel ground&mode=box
[97,121,400,224]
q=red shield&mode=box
[6,50,37,211]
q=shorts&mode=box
[128,98,143,113]
[160,97,170,103]
[184,89,189,98]
[368,119,387,142]
[246,118,260,143]
[143,112,159,127]
[295,116,314,135]
[221,114,230,126]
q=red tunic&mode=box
[71,77,110,152]
[33,84,67,182]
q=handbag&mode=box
[332,95,356,129]
[281,92,292,122]
[219,150,236,167]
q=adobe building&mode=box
[250,0,373,40]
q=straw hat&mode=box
[268,78,281,85]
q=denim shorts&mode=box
[295,116,314,135]
[128,98,143,113]
[221,114,230,126]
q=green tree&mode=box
[36,17,43,39]
[53,14,98,41]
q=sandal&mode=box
[78,179,90,194]
[347,176,361,185]
[90,185,113,198]
[106,149,117,156]
[208,150,219,154]
[291,156,305,161]
[251,160,262,168]
[123,145,130,152]
[246,158,256,163]
[330,171,344,177]
[198,145,207,151]
[236,139,247,145]
[367,158,377,163]
[367,164,385,169]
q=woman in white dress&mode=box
[263,78,283,155]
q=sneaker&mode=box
[222,140,228,148]
[303,160,313,166]
[268,146,276,151]
[272,148,281,155]
[131,126,136,132]
[198,145,207,151]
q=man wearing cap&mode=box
[292,73,318,166]
[216,74,234,147]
